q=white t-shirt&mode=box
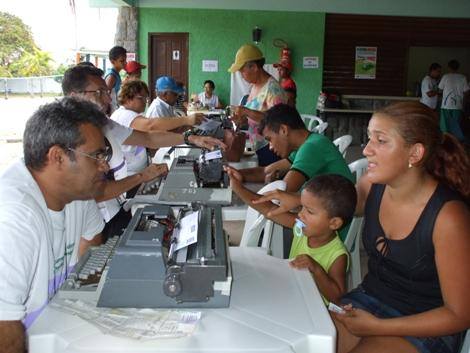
[197,92,220,109]
[438,73,470,110]
[420,75,438,109]
[146,96,176,118]
[0,159,104,327]
[97,120,133,222]
[110,107,148,175]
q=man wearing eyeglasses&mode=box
[62,64,226,241]
[0,98,110,352]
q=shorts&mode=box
[341,286,465,353]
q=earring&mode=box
[408,162,413,168]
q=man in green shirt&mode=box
[225,104,353,241]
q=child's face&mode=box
[298,190,336,238]
[112,55,127,71]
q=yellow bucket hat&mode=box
[228,44,264,73]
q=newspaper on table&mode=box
[50,298,201,340]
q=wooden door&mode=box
[148,33,189,99]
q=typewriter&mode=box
[126,148,232,209]
[59,203,232,308]
[193,108,234,139]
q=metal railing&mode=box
[0,75,63,99]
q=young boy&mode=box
[289,174,357,304]
[105,46,127,112]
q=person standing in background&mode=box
[228,44,287,166]
[420,62,441,110]
[123,60,146,82]
[104,46,127,113]
[438,59,469,142]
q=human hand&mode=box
[140,163,168,182]
[289,254,319,273]
[187,113,205,125]
[264,164,283,183]
[332,306,382,337]
[223,165,244,188]
[188,135,227,151]
[230,105,248,126]
[252,190,301,217]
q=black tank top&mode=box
[361,183,464,315]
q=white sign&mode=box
[303,56,319,69]
[172,50,180,61]
[202,60,218,72]
[126,52,136,62]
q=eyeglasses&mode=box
[135,95,150,103]
[78,89,112,98]
[67,146,112,163]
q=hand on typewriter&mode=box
[186,113,205,126]
[230,105,248,126]
[140,163,168,182]
[188,135,227,151]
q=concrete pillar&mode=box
[114,7,138,54]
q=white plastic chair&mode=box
[333,135,353,158]
[461,330,470,353]
[344,158,369,290]
[239,180,286,258]
[312,121,328,135]
[301,114,324,132]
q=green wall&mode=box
[139,8,325,114]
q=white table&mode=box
[28,247,336,353]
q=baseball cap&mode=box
[155,76,184,94]
[125,61,146,74]
[228,44,264,73]
[281,78,296,92]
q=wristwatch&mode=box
[183,129,195,145]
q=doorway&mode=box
[148,33,189,99]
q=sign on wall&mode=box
[202,60,218,72]
[354,47,377,79]
[303,56,319,69]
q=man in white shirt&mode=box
[63,65,225,241]
[0,97,109,352]
[420,63,441,110]
[438,59,470,142]
[146,76,203,131]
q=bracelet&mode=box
[183,129,195,145]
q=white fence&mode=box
[0,75,63,98]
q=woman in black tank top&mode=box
[333,102,470,353]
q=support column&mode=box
[114,7,138,54]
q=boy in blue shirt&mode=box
[105,46,127,112]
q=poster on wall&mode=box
[354,47,377,79]
[202,60,218,72]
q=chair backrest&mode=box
[333,135,353,158]
[312,121,328,135]
[348,157,368,182]
[300,114,324,132]
[344,157,369,290]
[239,180,287,255]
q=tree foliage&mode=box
[0,11,54,77]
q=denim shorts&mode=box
[341,286,465,353]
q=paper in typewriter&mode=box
[50,298,201,340]
[173,210,199,252]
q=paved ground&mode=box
[0,96,57,172]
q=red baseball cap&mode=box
[281,78,297,91]
[125,61,146,74]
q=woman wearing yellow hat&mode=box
[229,44,287,166]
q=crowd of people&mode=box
[0,43,469,353]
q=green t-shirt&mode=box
[288,133,354,241]
[289,233,349,304]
